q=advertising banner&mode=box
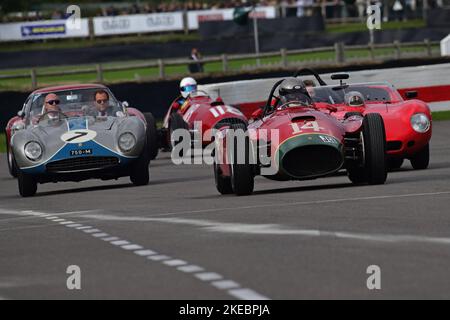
[93,12,184,36]
[0,19,89,42]
[187,6,277,30]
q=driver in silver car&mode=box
[94,90,114,116]
[43,93,62,114]
[41,93,64,121]
[278,78,313,107]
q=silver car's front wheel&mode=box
[18,171,37,197]
[6,141,18,178]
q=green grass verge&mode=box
[0,44,439,91]
[432,110,450,121]
[326,19,425,33]
[0,33,201,53]
[0,133,5,153]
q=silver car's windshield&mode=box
[28,88,124,126]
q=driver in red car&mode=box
[170,77,198,113]
[278,78,313,107]
[344,91,365,107]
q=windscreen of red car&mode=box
[310,83,403,105]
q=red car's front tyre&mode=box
[410,144,430,170]
[228,123,254,196]
[348,113,387,185]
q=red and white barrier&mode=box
[199,63,450,117]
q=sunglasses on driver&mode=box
[96,99,109,105]
[45,100,60,106]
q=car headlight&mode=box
[24,141,42,161]
[118,132,136,152]
[410,113,430,133]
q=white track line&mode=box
[228,288,270,300]
[11,209,269,301]
[195,272,223,282]
[178,265,205,273]
[134,250,157,257]
[92,233,109,238]
[103,191,450,218]
[163,260,187,267]
[212,280,240,290]
[0,210,99,223]
[121,244,143,251]
[148,255,171,261]
[80,213,450,247]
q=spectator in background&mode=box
[392,0,405,21]
[344,0,358,17]
[356,0,366,19]
[296,0,306,17]
[188,48,204,74]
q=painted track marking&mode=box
[96,191,450,218]
[2,209,269,301]
[80,212,450,247]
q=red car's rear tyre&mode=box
[214,162,233,195]
[169,112,189,155]
[143,112,158,160]
[410,144,430,170]
[228,123,254,196]
[18,171,37,197]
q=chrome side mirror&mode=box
[17,110,25,118]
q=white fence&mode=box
[441,34,450,56]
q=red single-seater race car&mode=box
[213,78,388,196]
[293,69,432,170]
[160,90,248,150]
[5,84,158,178]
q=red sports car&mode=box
[213,78,388,196]
[160,90,248,151]
[295,69,432,170]
[4,84,158,178]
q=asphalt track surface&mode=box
[0,121,449,300]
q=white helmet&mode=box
[180,77,197,98]
[344,91,365,107]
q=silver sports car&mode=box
[11,84,154,197]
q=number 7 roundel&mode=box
[61,129,97,144]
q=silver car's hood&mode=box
[12,116,146,170]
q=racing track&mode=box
[0,121,450,299]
